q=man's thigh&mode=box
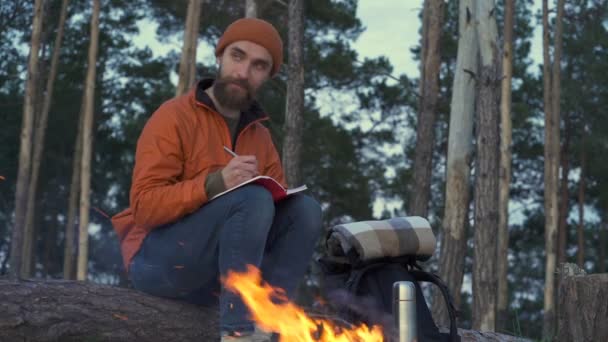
[128,184,275,300]
[128,196,229,299]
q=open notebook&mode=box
[210,175,307,202]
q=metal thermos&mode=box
[393,281,417,342]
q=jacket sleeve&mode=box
[129,107,208,230]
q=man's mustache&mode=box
[219,77,251,92]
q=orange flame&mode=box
[224,265,384,342]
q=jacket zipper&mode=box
[194,99,269,154]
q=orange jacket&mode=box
[112,80,286,270]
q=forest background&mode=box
[1,0,607,341]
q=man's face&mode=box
[213,40,273,111]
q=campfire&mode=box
[224,265,385,342]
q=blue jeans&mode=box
[128,185,323,335]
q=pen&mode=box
[223,146,238,157]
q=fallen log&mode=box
[556,264,608,341]
[456,330,530,342]
[0,278,531,341]
[0,278,219,341]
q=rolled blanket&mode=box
[326,216,437,263]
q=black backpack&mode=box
[317,256,460,342]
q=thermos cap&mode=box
[393,281,416,300]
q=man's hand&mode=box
[221,155,259,189]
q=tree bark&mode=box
[77,0,101,281]
[556,265,608,341]
[541,2,555,335]
[555,120,570,318]
[418,0,429,93]
[0,279,219,341]
[557,121,570,265]
[245,0,258,17]
[0,279,528,342]
[282,0,305,187]
[472,0,500,331]
[496,0,514,331]
[431,0,477,328]
[542,0,565,338]
[576,143,586,268]
[23,0,70,278]
[10,0,45,280]
[600,211,607,273]
[408,0,443,217]
[64,104,84,280]
[22,3,54,278]
[175,0,202,96]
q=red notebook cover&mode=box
[210,175,307,202]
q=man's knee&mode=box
[233,185,274,208]
[289,194,323,235]
[222,185,275,241]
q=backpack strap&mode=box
[345,262,387,292]
[409,269,460,342]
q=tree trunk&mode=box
[0,279,219,341]
[408,0,443,217]
[431,0,477,328]
[542,0,565,338]
[472,0,500,331]
[0,279,527,342]
[23,0,70,278]
[77,0,101,281]
[576,143,586,268]
[418,0,429,92]
[21,58,45,278]
[496,0,514,332]
[10,0,45,280]
[600,213,607,273]
[556,265,608,341]
[282,0,305,187]
[175,0,202,96]
[555,121,570,315]
[21,0,55,278]
[64,105,84,280]
[557,122,570,265]
[542,0,554,337]
[245,0,258,17]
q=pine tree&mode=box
[496,0,514,330]
[10,0,45,279]
[472,0,500,330]
[432,0,477,327]
[542,0,565,337]
[409,0,443,217]
[282,0,305,187]
[175,0,202,96]
[22,0,70,278]
[77,0,101,281]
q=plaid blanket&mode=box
[326,216,437,263]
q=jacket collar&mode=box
[194,78,268,125]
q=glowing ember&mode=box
[224,265,384,342]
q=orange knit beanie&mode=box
[215,18,283,76]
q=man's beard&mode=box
[213,70,255,111]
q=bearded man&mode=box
[112,18,322,342]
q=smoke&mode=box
[316,289,398,341]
